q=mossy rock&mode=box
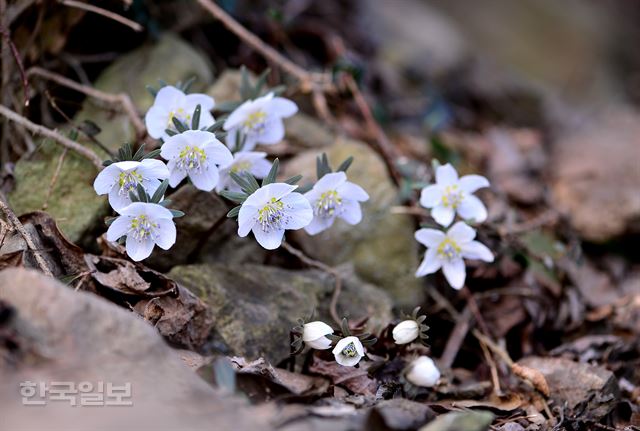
[169,263,392,364]
[285,138,423,307]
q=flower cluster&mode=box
[415,162,494,289]
[291,317,376,367]
[93,71,368,261]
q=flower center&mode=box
[230,161,252,173]
[257,197,289,232]
[167,107,191,127]
[314,190,342,218]
[442,184,464,209]
[129,214,158,242]
[243,110,267,133]
[341,342,358,358]
[437,237,461,261]
[177,146,207,172]
[118,170,143,195]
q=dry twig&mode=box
[59,0,144,32]
[0,104,103,169]
[0,197,53,276]
[27,67,146,139]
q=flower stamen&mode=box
[177,146,207,173]
[341,342,358,358]
[437,237,461,261]
[258,197,289,232]
[442,184,464,209]
[314,190,342,218]
[118,170,143,195]
[129,214,158,242]
[243,110,267,133]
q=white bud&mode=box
[392,320,420,344]
[302,321,333,350]
[406,356,441,387]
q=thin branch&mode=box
[59,0,144,32]
[0,197,53,276]
[196,0,333,93]
[42,148,68,211]
[27,67,146,139]
[0,104,103,169]
[0,20,29,107]
[282,241,342,326]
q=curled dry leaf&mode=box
[511,363,550,397]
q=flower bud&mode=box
[405,356,441,387]
[302,321,333,350]
[392,319,419,344]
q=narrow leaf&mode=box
[136,183,148,202]
[143,149,162,160]
[240,65,251,100]
[170,209,185,218]
[151,179,169,203]
[219,190,248,203]
[102,160,113,167]
[214,101,242,113]
[181,75,197,93]
[191,104,201,130]
[165,128,177,137]
[132,143,146,161]
[145,85,158,97]
[262,158,279,186]
[242,171,260,193]
[336,156,354,172]
[284,174,302,185]
[129,191,139,202]
[172,117,188,133]
[226,206,241,218]
[252,68,271,98]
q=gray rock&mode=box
[0,268,273,430]
[419,411,494,431]
[285,138,423,307]
[168,263,392,364]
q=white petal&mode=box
[314,172,347,192]
[119,202,174,219]
[419,185,442,208]
[306,337,332,350]
[161,134,188,160]
[138,159,169,179]
[252,226,285,250]
[256,119,285,145]
[461,241,494,262]
[269,97,298,117]
[442,259,466,289]
[415,248,442,277]
[339,200,362,225]
[203,141,233,167]
[223,100,253,130]
[126,237,156,261]
[250,158,272,178]
[108,187,132,212]
[459,175,490,193]
[155,219,177,250]
[392,320,419,344]
[189,167,219,192]
[185,93,215,111]
[337,181,369,202]
[281,193,313,230]
[406,356,440,387]
[237,205,259,237]
[304,215,335,235]
[155,85,185,106]
[106,216,130,241]
[144,106,170,139]
[431,204,455,227]
[168,163,187,188]
[197,110,216,129]
[447,221,476,243]
[302,321,334,341]
[265,183,298,201]
[334,353,362,367]
[436,163,459,186]
[414,228,445,247]
[93,164,120,195]
[457,195,488,223]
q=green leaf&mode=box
[102,160,113,167]
[240,65,252,100]
[165,128,177,137]
[151,179,169,203]
[215,101,242,113]
[129,191,139,202]
[123,143,133,160]
[230,171,256,195]
[262,158,279,186]
[158,199,172,207]
[170,209,185,218]
[143,149,162,160]
[206,118,226,132]
[191,104,201,130]
[132,143,146,161]
[242,171,260,194]
[226,206,241,218]
[104,216,117,226]
[336,156,353,172]
[296,183,313,194]
[180,76,197,93]
[270,85,287,97]
[136,183,148,202]
[145,85,158,97]
[252,68,271,98]
[172,117,188,133]
[284,175,302,185]
[219,190,248,203]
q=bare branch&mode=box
[59,0,144,32]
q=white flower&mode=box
[420,163,490,227]
[106,202,176,261]
[392,320,419,345]
[406,356,440,387]
[303,172,369,235]
[93,159,169,212]
[238,183,313,249]
[223,92,298,151]
[332,336,365,367]
[145,85,215,140]
[302,321,333,350]
[415,221,494,289]
[160,130,233,191]
[215,151,272,192]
